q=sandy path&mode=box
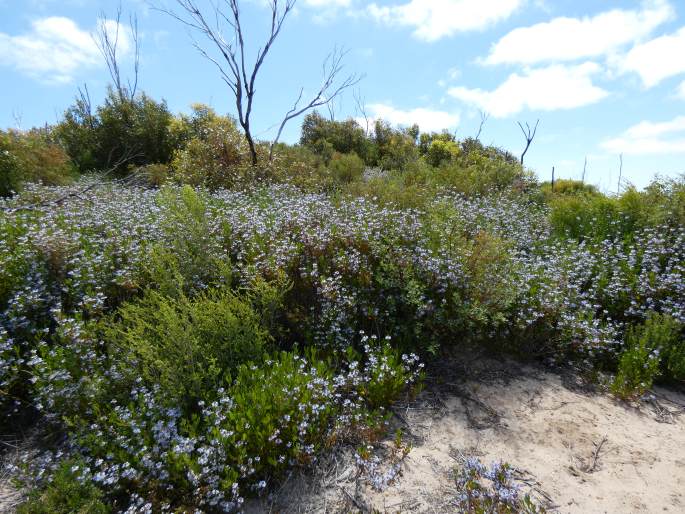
[250,358,685,513]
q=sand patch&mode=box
[248,358,685,513]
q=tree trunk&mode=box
[240,119,258,165]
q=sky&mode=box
[1,0,685,191]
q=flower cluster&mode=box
[454,458,544,513]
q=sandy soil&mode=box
[248,357,685,513]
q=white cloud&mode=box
[448,62,608,117]
[617,26,685,87]
[302,0,351,7]
[299,0,351,22]
[367,0,524,42]
[485,0,673,66]
[677,80,685,99]
[601,116,685,155]
[0,16,129,84]
[360,103,459,132]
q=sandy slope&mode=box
[249,358,685,513]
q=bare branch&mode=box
[94,2,140,101]
[326,97,337,122]
[353,88,369,136]
[269,46,362,160]
[11,109,23,130]
[475,110,489,141]
[617,153,623,195]
[517,119,539,166]
[127,12,140,98]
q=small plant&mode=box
[354,429,412,491]
[16,459,109,514]
[612,313,684,398]
[454,457,545,513]
[349,333,425,410]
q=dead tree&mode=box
[162,0,358,165]
[582,156,587,183]
[94,3,140,101]
[474,110,489,141]
[517,119,539,166]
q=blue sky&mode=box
[1,0,685,190]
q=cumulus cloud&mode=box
[0,16,129,84]
[448,62,608,117]
[366,0,524,42]
[616,26,685,87]
[484,0,673,66]
[601,116,685,155]
[359,103,459,132]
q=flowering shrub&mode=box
[0,175,683,510]
[12,340,422,511]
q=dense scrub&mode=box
[1,95,684,511]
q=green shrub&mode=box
[373,120,418,171]
[266,144,330,191]
[424,139,460,167]
[540,178,600,199]
[328,151,365,184]
[612,313,683,398]
[17,460,109,514]
[418,130,455,155]
[47,340,422,510]
[549,194,620,241]
[641,174,685,227]
[349,336,424,409]
[0,132,21,197]
[548,177,685,241]
[103,288,270,410]
[300,111,374,164]
[0,129,74,195]
[148,185,231,295]
[130,163,170,187]
[56,88,175,173]
[460,137,519,165]
[170,105,250,189]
